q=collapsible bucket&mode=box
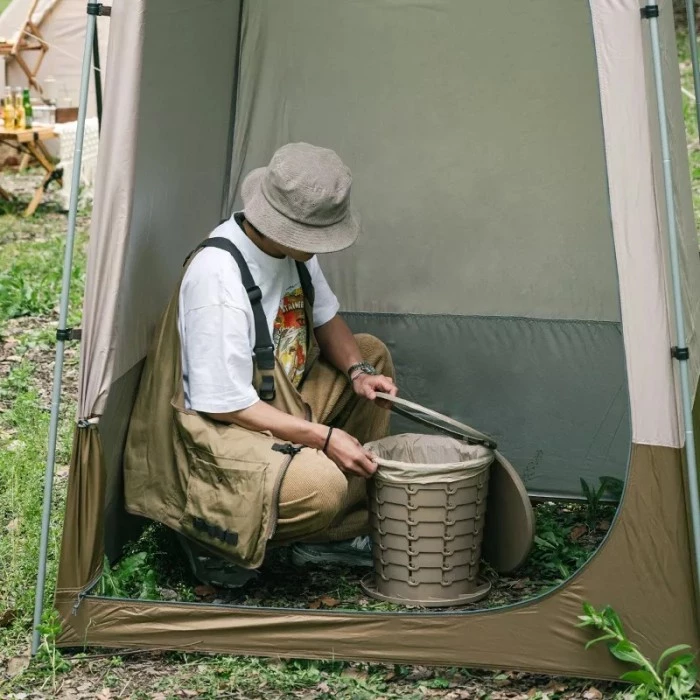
[361,395,499,607]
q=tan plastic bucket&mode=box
[363,432,495,607]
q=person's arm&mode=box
[206,401,378,478]
[314,315,397,401]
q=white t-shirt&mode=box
[178,214,340,413]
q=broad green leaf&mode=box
[619,670,658,687]
[657,644,692,671]
[585,633,616,650]
[610,640,644,666]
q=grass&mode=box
[678,32,700,229]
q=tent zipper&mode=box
[265,444,302,540]
[72,569,104,615]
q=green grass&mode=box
[0,214,86,660]
[678,32,700,231]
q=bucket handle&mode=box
[375,392,498,450]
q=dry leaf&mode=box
[405,666,433,681]
[6,518,19,533]
[95,689,112,700]
[317,681,331,693]
[193,585,216,597]
[177,691,198,698]
[342,667,369,680]
[584,687,603,700]
[308,599,322,609]
[570,524,588,542]
[0,608,17,627]
[7,656,29,677]
[319,596,340,608]
[599,520,611,532]
[152,693,167,700]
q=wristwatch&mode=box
[348,361,379,381]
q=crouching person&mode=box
[124,143,397,587]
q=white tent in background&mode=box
[0,0,109,115]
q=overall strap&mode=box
[197,237,276,401]
[295,259,315,307]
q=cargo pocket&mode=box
[179,452,269,565]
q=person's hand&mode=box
[352,373,398,405]
[324,427,377,479]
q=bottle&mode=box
[13,88,25,130]
[3,87,15,130]
[22,89,32,128]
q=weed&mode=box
[98,553,159,600]
[35,609,71,694]
[580,476,624,530]
[579,603,699,699]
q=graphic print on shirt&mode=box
[273,284,307,388]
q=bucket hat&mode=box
[241,142,361,254]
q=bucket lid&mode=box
[376,393,534,574]
[375,393,497,450]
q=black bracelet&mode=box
[323,426,334,454]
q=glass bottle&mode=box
[22,89,32,129]
[3,87,15,131]
[13,88,25,130]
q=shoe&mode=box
[290,535,373,568]
[177,534,258,590]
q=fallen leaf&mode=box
[6,518,19,533]
[177,691,198,698]
[319,596,340,608]
[342,667,369,680]
[405,666,432,681]
[151,694,167,700]
[95,689,112,700]
[7,656,29,677]
[510,580,527,590]
[0,608,17,627]
[308,599,321,609]
[583,687,603,700]
[570,524,588,542]
[598,520,611,532]
[317,681,331,693]
[544,681,567,693]
[194,585,216,598]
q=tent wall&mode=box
[223,0,628,497]
[0,0,109,117]
[56,412,700,679]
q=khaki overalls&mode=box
[124,236,393,569]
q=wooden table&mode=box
[0,126,62,216]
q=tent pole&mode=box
[645,2,700,610]
[685,1,700,140]
[30,9,96,657]
[92,20,102,133]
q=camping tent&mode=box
[42,0,700,681]
[0,0,109,115]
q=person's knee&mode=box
[307,468,348,531]
[355,334,394,379]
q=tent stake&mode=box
[644,2,700,616]
[685,1,700,141]
[30,9,97,657]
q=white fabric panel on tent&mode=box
[79,0,242,418]
[0,0,109,116]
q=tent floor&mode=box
[96,501,617,612]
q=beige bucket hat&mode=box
[241,142,361,254]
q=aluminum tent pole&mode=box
[685,0,700,140]
[644,1,700,607]
[30,7,97,657]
